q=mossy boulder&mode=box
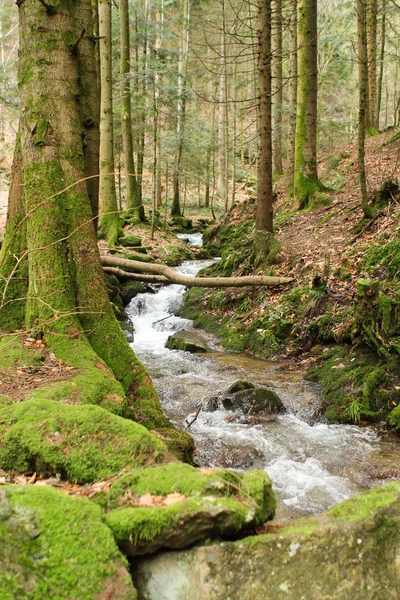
[221,387,285,416]
[165,331,211,353]
[102,463,275,556]
[0,485,136,599]
[133,481,400,600]
[120,280,147,306]
[119,235,142,247]
[0,398,167,483]
[227,381,255,394]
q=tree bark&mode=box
[376,0,386,130]
[272,0,283,174]
[0,0,171,434]
[120,0,142,220]
[101,256,294,287]
[285,0,297,194]
[293,0,319,208]
[255,0,273,256]
[76,0,100,226]
[171,0,190,217]
[367,0,378,130]
[98,0,122,245]
[357,0,375,218]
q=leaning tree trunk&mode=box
[0,0,175,440]
[120,0,142,221]
[293,0,320,208]
[98,0,122,246]
[255,0,273,257]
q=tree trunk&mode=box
[285,0,297,194]
[120,0,142,220]
[98,0,122,246]
[0,0,182,447]
[171,0,190,217]
[0,127,27,329]
[255,0,273,256]
[293,0,319,208]
[216,12,229,213]
[101,256,293,287]
[367,0,378,130]
[272,0,283,174]
[76,0,100,227]
[376,0,386,130]
[357,0,375,218]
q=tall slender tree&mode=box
[272,0,283,174]
[357,0,375,218]
[255,0,273,257]
[98,0,122,245]
[120,0,142,221]
[293,0,320,208]
[285,0,297,194]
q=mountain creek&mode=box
[126,233,400,523]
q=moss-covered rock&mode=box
[119,235,142,247]
[165,331,210,353]
[0,399,167,483]
[132,481,400,600]
[0,485,136,599]
[102,463,275,556]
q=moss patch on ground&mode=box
[0,399,167,483]
[0,485,136,599]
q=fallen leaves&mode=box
[119,489,186,508]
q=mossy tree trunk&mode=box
[285,0,297,194]
[255,0,273,257]
[272,0,283,175]
[367,0,378,130]
[120,0,143,222]
[98,0,122,246]
[0,0,180,448]
[171,0,190,218]
[357,0,375,218]
[76,0,100,228]
[0,128,28,329]
[293,0,320,208]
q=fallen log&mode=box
[100,255,294,288]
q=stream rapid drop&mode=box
[127,234,400,521]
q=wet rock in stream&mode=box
[204,381,285,423]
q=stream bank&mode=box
[126,248,400,522]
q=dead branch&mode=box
[100,255,294,287]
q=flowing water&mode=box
[127,234,400,521]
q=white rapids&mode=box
[127,245,399,520]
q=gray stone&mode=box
[132,481,400,600]
[221,387,285,415]
[166,331,211,353]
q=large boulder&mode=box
[166,331,211,353]
[132,481,400,600]
[0,485,136,599]
[102,463,275,556]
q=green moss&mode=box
[326,482,400,522]
[0,336,44,369]
[388,405,400,430]
[104,467,275,553]
[0,485,136,599]
[362,238,400,279]
[0,398,167,483]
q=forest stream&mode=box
[127,233,400,522]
